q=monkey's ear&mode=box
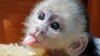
[68,37,88,56]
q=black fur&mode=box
[80,35,99,56]
[80,2,100,56]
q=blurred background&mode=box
[0,0,100,43]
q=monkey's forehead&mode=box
[34,0,81,15]
[29,0,87,34]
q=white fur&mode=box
[25,0,87,37]
[23,0,88,55]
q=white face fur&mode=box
[23,0,88,56]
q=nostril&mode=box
[37,28,46,34]
[41,31,44,34]
[35,26,47,35]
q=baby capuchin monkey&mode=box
[22,0,100,56]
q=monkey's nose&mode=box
[41,31,45,34]
[34,29,45,38]
[35,27,47,35]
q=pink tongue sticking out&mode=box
[23,35,37,46]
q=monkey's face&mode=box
[22,0,89,55]
[23,9,68,49]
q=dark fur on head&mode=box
[80,34,99,56]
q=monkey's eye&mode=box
[38,13,45,20]
[51,22,60,30]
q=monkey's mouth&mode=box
[22,35,40,46]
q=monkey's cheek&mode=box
[22,36,37,46]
